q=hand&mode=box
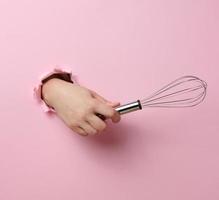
[42,78,121,136]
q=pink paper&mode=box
[0,0,218,200]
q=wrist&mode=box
[42,72,73,84]
[42,78,63,108]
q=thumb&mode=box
[90,90,120,108]
[107,102,120,108]
[90,90,110,103]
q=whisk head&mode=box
[140,76,207,108]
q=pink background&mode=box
[0,0,219,199]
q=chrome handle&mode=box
[115,100,142,115]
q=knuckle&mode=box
[108,109,115,117]
[68,123,87,136]
[71,126,87,136]
[78,133,87,137]
[87,106,94,114]
[87,103,97,113]
[89,99,96,107]
[77,111,88,121]
[68,120,77,128]
[69,125,78,132]
[88,129,97,135]
[78,130,87,136]
[79,116,86,122]
[70,125,78,132]
[98,123,106,131]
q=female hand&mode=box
[42,78,121,136]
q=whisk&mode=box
[115,75,207,115]
[103,75,207,117]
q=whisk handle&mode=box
[96,100,142,120]
[115,100,142,115]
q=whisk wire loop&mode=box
[140,76,207,108]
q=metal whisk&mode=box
[115,75,207,115]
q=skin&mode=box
[42,78,121,136]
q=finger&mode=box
[90,90,120,108]
[111,111,121,123]
[90,90,108,103]
[87,115,107,132]
[107,102,120,108]
[94,103,115,119]
[80,122,97,136]
[71,126,88,136]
